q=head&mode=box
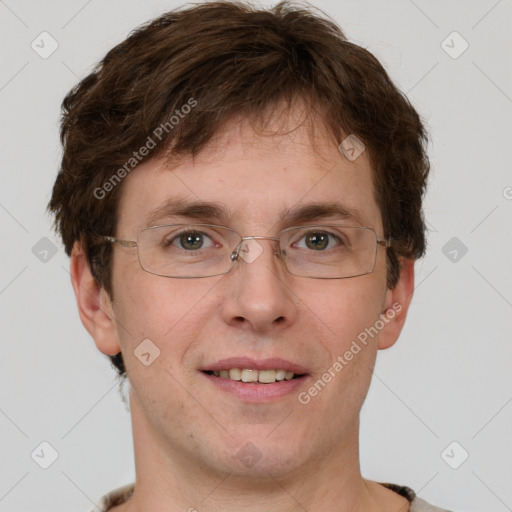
[49,0,429,479]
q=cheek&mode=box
[111,271,222,378]
[296,273,385,346]
[128,355,210,451]
[113,268,200,336]
[111,276,209,428]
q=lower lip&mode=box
[201,372,309,402]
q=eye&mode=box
[294,230,343,251]
[166,230,216,250]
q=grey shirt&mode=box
[90,482,453,511]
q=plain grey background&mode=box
[1,1,511,511]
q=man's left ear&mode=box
[377,258,415,350]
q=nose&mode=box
[220,237,298,334]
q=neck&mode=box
[118,390,404,512]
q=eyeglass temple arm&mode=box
[102,235,137,248]
[377,238,392,248]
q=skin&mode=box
[71,106,414,512]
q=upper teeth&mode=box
[212,369,295,383]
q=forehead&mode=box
[116,110,382,235]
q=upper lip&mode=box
[200,357,309,374]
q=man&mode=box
[48,1,451,510]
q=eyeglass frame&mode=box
[99,223,392,279]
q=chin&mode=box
[213,431,309,477]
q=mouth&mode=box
[199,357,310,401]
[202,368,306,384]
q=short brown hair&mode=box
[48,0,430,379]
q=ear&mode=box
[70,241,121,355]
[377,258,415,350]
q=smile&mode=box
[205,368,298,384]
[200,357,310,401]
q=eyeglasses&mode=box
[101,223,391,279]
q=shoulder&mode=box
[410,495,454,511]
[379,482,453,512]
[89,483,135,512]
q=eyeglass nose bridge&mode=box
[230,235,282,263]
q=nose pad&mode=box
[273,245,284,260]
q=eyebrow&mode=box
[142,198,367,229]
[142,198,231,228]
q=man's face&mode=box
[106,111,396,477]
